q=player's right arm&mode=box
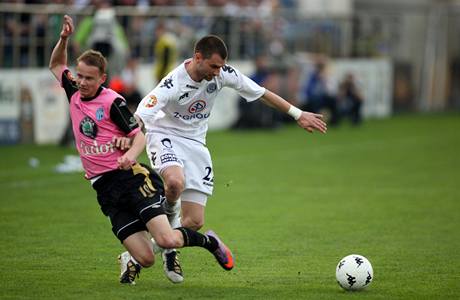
[49,15,74,81]
[134,77,175,131]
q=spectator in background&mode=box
[177,0,211,58]
[233,54,282,129]
[3,5,31,67]
[337,72,364,126]
[73,0,129,79]
[303,57,339,125]
[110,56,143,114]
[153,19,179,83]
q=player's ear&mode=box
[194,52,202,62]
[100,73,107,85]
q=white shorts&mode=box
[145,132,214,198]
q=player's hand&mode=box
[297,111,327,133]
[117,155,135,170]
[112,136,132,151]
[60,15,74,39]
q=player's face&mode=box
[196,53,225,81]
[76,61,106,98]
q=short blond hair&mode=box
[77,50,107,74]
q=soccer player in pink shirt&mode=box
[49,15,234,285]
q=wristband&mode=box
[287,105,302,120]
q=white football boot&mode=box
[162,249,184,283]
[118,251,141,285]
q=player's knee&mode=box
[165,177,184,200]
[155,234,181,249]
[181,216,204,231]
[134,251,155,268]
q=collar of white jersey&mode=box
[182,59,197,83]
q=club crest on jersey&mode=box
[79,116,98,139]
[188,100,206,113]
[145,95,158,108]
[95,107,104,121]
[206,82,217,93]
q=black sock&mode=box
[176,227,218,252]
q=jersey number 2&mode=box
[203,167,213,182]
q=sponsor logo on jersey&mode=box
[79,140,116,156]
[145,95,158,108]
[178,92,189,101]
[173,112,210,120]
[188,100,206,113]
[160,78,173,89]
[186,84,198,89]
[206,82,217,93]
[161,138,173,148]
[79,116,98,139]
[160,153,178,164]
[95,107,104,121]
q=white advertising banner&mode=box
[331,59,393,118]
[0,69,68,144]
[0,75,19,119]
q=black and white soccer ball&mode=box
[336,254,373,291]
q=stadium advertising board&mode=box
[0,58,391,145]
[0,69,68,144]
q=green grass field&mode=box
[1,113,459,299]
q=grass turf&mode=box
[0,113,459,299]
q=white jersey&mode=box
[135,59,266,144]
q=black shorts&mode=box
[92,163,165,242]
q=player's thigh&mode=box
[181,144,214,195]
[145,133,184,174]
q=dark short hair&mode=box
[77,50,107,74]
[194,35,228,60]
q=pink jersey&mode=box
[60,68,140,179]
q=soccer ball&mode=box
[336,254,373,291]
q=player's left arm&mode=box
[111,114,145,151]
[260,90,327,134]
[117,130,145,170]
[110,97,146,169]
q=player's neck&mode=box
[185,60,203,82]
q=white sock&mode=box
[164,198,181,214]
[123,251,141,267]
[130,255,140,266]
[164,248,176,254]
[151,238,163,254]
[164,198,181,229]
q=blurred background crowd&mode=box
[0,0,459,144]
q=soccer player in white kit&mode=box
[134,35,327,283]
